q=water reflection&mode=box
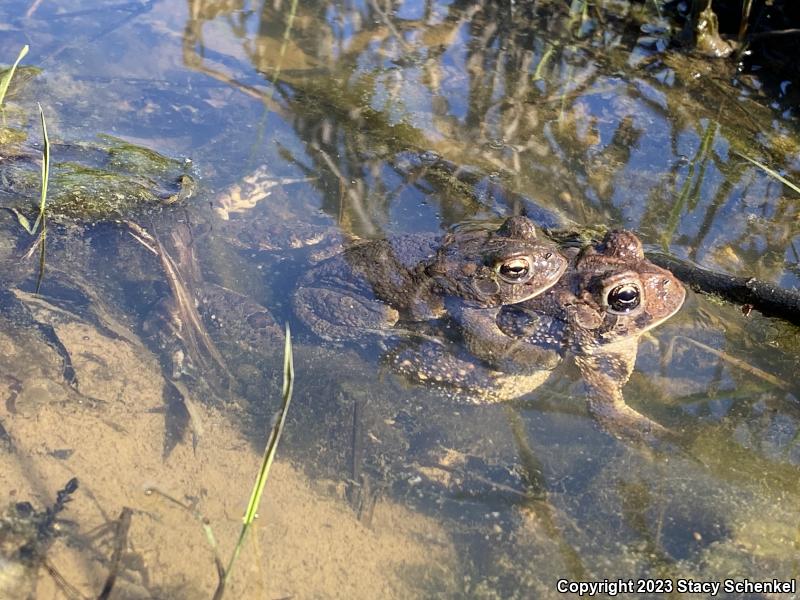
[178,1,799,590]
[180,0,798,281]
[1,0,799,596]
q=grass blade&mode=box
[0,44,29,107]
[216,324,295,598]
[34,228,46,294]
[33,103,50,293]
[734,151,800,196]
[244,324,294,526]
[31,102,51,234]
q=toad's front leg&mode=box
[451,304,560,373]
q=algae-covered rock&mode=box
[0,135,196,221]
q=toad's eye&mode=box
[606,283,641,314]
[496,257,531,283]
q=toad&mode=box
[392,230,686,444]
[292,216,568,349]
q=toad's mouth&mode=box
[514,255,568,301]
[515,275,561,303]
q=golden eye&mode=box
[496,257,531,283]
[606,283,641,314]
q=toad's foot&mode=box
[293,287,400,342]
[586,394,677,450]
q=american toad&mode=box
[293,216,568,346]
[392,230,686,444]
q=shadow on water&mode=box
[0,0,799,596]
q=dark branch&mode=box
[647,252,800,326]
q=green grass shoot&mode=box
[33,103,51,293]
[33,102,51,230]
[0,45,29,107]
[734,151,800,196]
[13,102,50,236]
[213,324,295,600]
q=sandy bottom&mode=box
[0,299,460,599]
[3,284,797,600]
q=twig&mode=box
[123,221,231,381]
[749,28,800,41]
[418,460,542,500]
[733,151,800,196]
[647,252,800,326]
[42,560,86,600]
[366,0,413,53]
[673,336,789,390]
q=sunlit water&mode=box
[0,0,798,597]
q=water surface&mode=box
[0,0,798,597]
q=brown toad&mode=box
[392,230,686,444]
[292,216,568,348]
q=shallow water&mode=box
[1,0,799,598]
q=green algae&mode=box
[0,127,26,145]
[1,136,195,221]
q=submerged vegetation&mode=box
[0,478,79,599]
[1,43,296,593]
